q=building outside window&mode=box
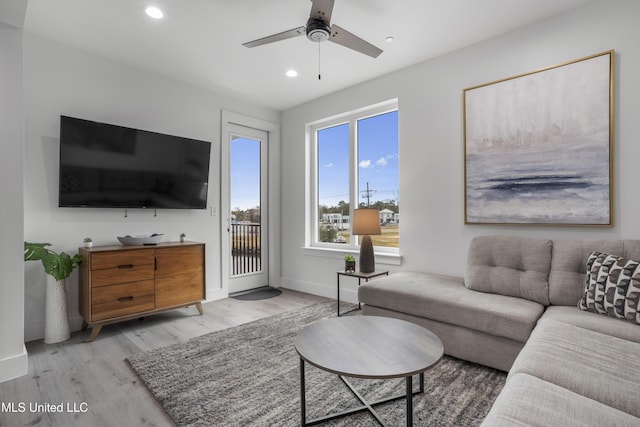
[308,99,399,253]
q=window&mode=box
[308,100,399,253]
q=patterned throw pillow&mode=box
[578,251,640,324]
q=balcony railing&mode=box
[231,223,261,276]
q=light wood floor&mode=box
[0,289,329,427]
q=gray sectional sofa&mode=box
[358,236,640,426]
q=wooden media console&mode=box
[79,241,205,341]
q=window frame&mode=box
[306,99,399,255]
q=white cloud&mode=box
[376,157,388,167]
[324,162,333,168]
[359,160,372,168]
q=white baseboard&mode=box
[280,277,359,304]
[204,287,227,303]
[0,344,28,383]
[24,312,85,343]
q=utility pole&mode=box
[361,182,375,207]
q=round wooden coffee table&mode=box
[295,316,444,427]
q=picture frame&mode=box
[463,50,614,226]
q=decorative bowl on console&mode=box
[117,233,164,246]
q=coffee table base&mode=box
[300,359,425,427]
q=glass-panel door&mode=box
[222,124,268,294]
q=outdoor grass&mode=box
[231,224,400,249]
[338,225,399,248]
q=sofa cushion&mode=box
[577,251,640,324]
[358,272,544,343]
[509,319,640,417]
[465,236,552,305]
[363,305,526,371]
[482,373,640,427]
[549,239,640,306]
[541,306,640,343]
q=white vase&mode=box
[44,275,71,344]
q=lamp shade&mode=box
[352,208,381,236]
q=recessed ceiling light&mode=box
[145,6,164,19]
[385,36,394,43]
[286,69,298,77]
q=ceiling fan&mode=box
[242,0,383,58]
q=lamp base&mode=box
[359,235,375,273]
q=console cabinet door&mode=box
[154,245,205,309]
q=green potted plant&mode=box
[344,254,356,273]
[24,242,82,344]
[83,237,93,248]
[25,242,82,281]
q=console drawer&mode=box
[90,249,155,271]
[91,263,155,287]
[91,280,155,321]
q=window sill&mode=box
[302,246,402,267]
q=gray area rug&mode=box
[127,301,506,426]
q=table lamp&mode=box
[352,208,381,273]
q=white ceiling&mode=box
[24,0,594,111]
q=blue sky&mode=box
[231,138,260,210]
[230,110,398,211]
[318,111,399,207]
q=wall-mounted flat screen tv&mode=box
[59,115,211,209]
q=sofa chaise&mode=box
[358,236,640,426]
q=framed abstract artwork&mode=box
[463,50,614,225]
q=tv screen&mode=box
[59,115,211,209]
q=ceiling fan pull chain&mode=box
[318,42,321,80]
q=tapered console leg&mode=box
[88,324,102,342]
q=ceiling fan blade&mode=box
[243,26,306,48]
[310,0,335,24]
[329,24,383,58]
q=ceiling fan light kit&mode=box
[306,18,331,42]
[242,0,382,58]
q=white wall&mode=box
[280,0,640,301]
[0,23,28,380]
[22,33,279,341]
